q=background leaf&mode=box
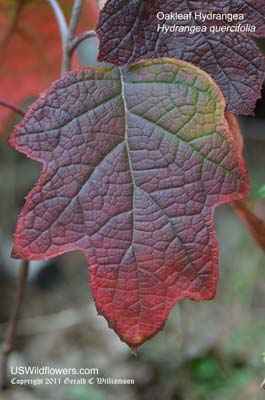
[96,0,265,115]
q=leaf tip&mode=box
[129,344,139,355]
[124,331,148,353]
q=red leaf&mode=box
[0,0,99,131]
[9,59,249,348]
[96,0,265,115]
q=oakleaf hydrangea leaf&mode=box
[9,59,249,349]
[96,0,265,115]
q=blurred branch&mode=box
[47,0,68,47]
[231,198,265,251]
[68,30,97,56]
[0,260,29,390]
[0,100,25,117]
[1,0,25,50]
[62,0,84,72]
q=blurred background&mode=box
[1,1,265,400]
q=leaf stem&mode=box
[0,260,29,390]
[0,100,25,117]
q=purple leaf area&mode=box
[9,59,249,349]
[96,0,265,115]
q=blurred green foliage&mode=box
[250,184,265,210]
[188,352,255,398]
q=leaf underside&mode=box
[9,58,249,348]
[96,0,265,115]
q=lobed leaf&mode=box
[9,58,249,348]
[96,0,265,115]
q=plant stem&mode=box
[0,100,25,117]
[0,260,29,390]
[46,0,68,48]
[62,0,84,73]
[68,30,97,56]
[68,0,84,41]
[231,198,265,251]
